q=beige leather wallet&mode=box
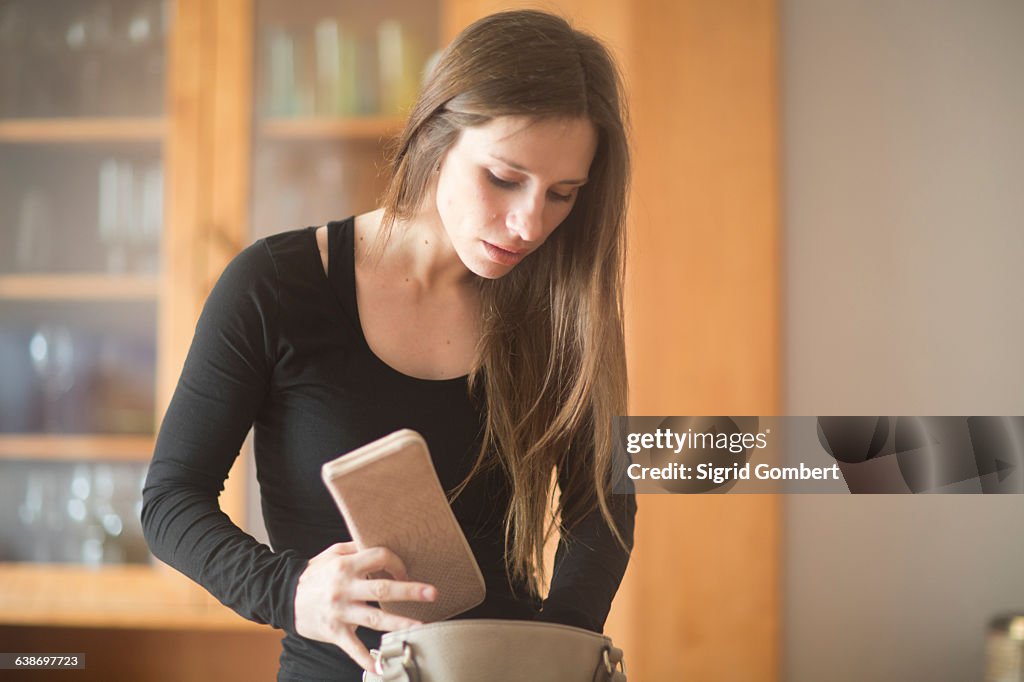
[320,429,486,623]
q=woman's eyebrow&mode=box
[490,154,589,185]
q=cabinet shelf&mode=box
[0,274,160,301]
[0,118,166,144]
[0,435,155,461]
[258,115,405,140]
[0,564,267,631]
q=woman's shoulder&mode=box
[224,217,363,296]
[257,224,321,270]
[205,226,320,310]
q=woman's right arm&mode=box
[141,241,432,671]
[142,241,305,628]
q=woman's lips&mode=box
[483,241,528,266]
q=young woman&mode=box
[142,10,636,680]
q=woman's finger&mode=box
[349,578,437,604]
[324,541,359,556]
[342,604,422,634]
[332,627,376,673]
[345,546,410,581]
[308,542,359,568]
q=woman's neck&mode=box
[359,207,477,292]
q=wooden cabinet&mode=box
[0,0,440,635]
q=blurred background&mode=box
[0,0,1021,680]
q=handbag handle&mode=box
[370,640,627,682]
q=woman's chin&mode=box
[467,260,515,280]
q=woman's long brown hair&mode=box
[379,10,630,595]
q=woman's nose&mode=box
[506,200,544,242]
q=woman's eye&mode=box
[486,170,574,203]
[486,171,518,189]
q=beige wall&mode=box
[782,0,1024,679]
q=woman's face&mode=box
[434,115,598,279]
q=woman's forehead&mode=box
[456,116,597,176]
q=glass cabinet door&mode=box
[0,0,171,567]
[250,0,440,240]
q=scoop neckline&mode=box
[318,218,470,386]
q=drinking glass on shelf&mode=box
[66,464,91,539]
[377,19,421,115]
[99,157,163,274]
[134,162,163,274]
[82,1,115,116]
[18,467,71,562]
[17,471,50,562]
[113,0,166,115]
[66,463,103,566]
[266,27,298,116]
[356,28,380,115]
[14,187,54,272]
[0,327,42,432]
[314,19,339,116]
[117,160,137,267]
[64,5,92,117]
[28,325,76,432]
[313,18,359,116]
[23,4,62,116]
[92,464,126,563]
[98,158,129,273]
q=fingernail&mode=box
[422,587,435,600]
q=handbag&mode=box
[362,619,627,682]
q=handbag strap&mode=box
[595,645,627,682]
[378,640,419,682]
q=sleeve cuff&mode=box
[278,553,309,636]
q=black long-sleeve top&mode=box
[141,217,636,680]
